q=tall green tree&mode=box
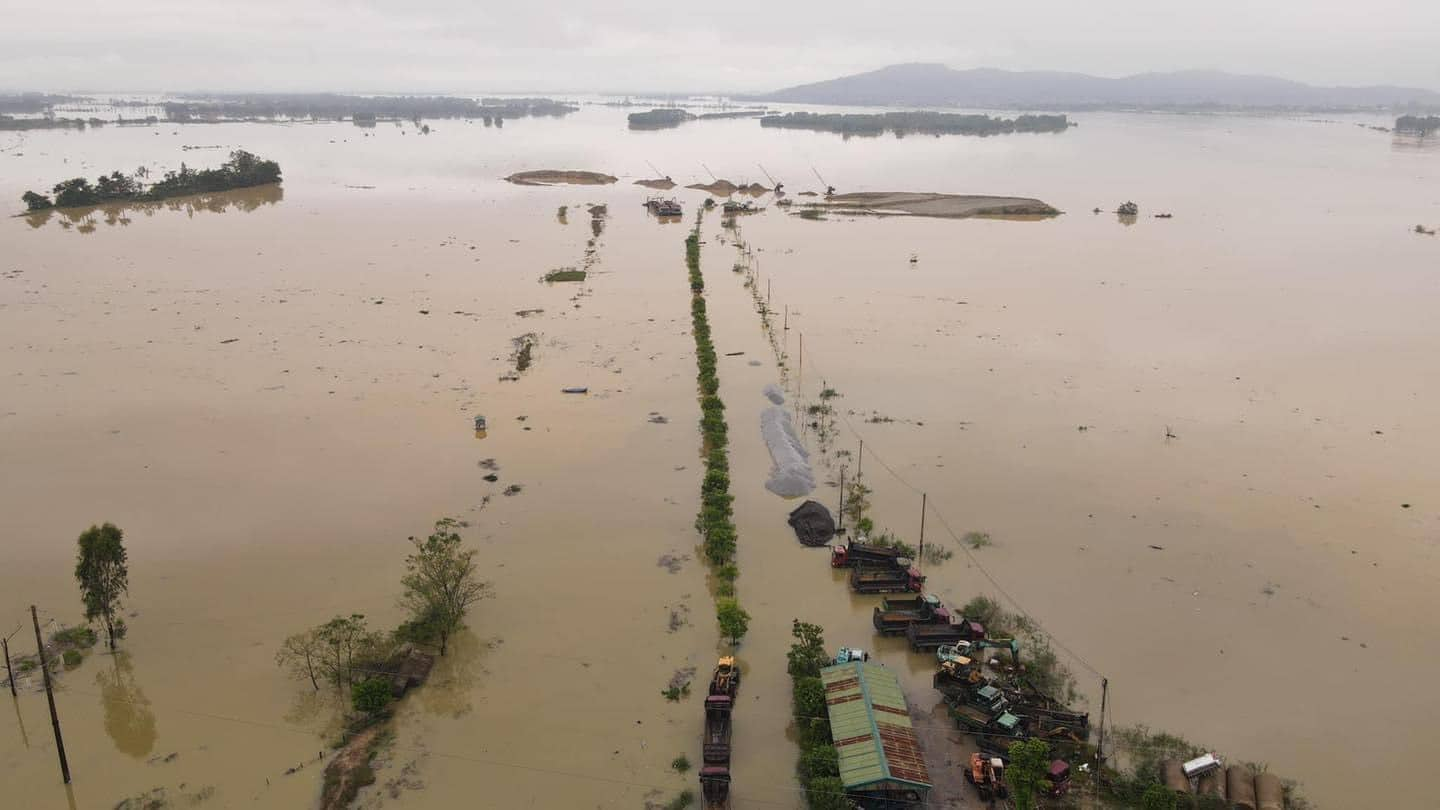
[75,523,129,649]
[1007,738,1051,810]
[787,620,830,679]
[400,519,489,655]
[716,598,750,644]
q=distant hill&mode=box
[749,64,1440,110]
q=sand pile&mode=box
[505,170,618,186]
[686,179,739,195]
[634,178,677,190]
[762,405,814,497]
[818,192,1058,218]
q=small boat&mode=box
[722,200,755,214]
[473,415,487,431]
[561,387,589,394]
[644,197,683,217]
[1154,212,1173,219]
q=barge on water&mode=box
[644,196,683,217]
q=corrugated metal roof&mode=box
[820,661,932,792]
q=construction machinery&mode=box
[758,164,783,193]
[850,565,925,594]
[708,657,740,698]
[830,538,907,568]
[965,752,1009,802]
[702,695,733,766]
[969,638,1021,665]
[872,594,951,635]
[905,618,985,650]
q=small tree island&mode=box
[20,149,282,212]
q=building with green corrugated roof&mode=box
[820,659,931,805]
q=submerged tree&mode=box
[75,523,130,649]
[400,519,490,656]
[21,190,52,211]
[716,598,750,644]
[276,628,325,690]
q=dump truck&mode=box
[702,695,733,766]
[849,565,925,594]
[699,765,730,808]
[905,618,985,650]
[830,539,907,568]
[872,595,951,635]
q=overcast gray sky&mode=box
[2,1,1437,94]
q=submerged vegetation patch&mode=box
[542,268,587,283]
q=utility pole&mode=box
[918,492,927,567]
[856,439,864,484]
[31,605,70,784]
[1096,677,1109,773]
[3,635,15,697]
[836,467,846,534]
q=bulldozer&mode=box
[708,657,741,698]
[965,752,1009,802]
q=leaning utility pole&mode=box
[31,605,70,783]
[3,636,15,697]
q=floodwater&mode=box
[2,104,1438,809]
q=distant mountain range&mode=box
[748,64,1440,111]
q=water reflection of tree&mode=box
[95,652,157,758]
[414,630,490,719]
[26,184,283,234]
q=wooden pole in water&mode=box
[31,605,70,784]
[783,305,788,332]
[837,467,846,534]
[3,636,15,697]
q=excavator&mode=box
[969,638,1020,666]
[965,752,1009,802]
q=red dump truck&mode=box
[702,695,733,766]
[830,539,908,568]
[849,565,925,594]
[872,594,952,635]
[905,618,986,650]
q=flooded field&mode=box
[2,103,1438,808]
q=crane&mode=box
[757,164,783,193]
[645,160,670,181]
[811,165,835,196]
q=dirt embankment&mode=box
[505,170,618,186]
[634,178,676,190]
[320,726,382,810]
[815,192,1059,219]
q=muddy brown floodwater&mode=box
[2,104,1438,809]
